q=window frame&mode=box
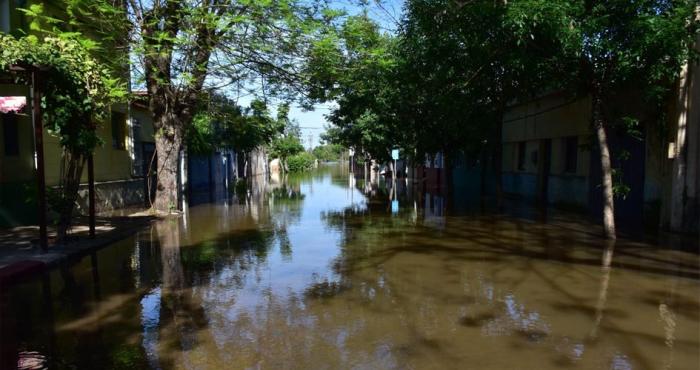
[111,111,127,150]
[0,0,11,33]
[517,141,526,171]
[564,136,578,174]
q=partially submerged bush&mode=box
[287,152,315,172]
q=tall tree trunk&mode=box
[592,87,617,239]
[153,117,183,213]
[141,1,215,213]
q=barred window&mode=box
[564,136,578,173]
[111,112,126,150]
[517,141,526,171]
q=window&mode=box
[564,136,578,173]
[0,0,10,33]
[132,119,143,175]
[111,112,126,149]
[517,141,526,171]
[2,114,19,156]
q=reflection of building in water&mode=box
[408,152,447,194]
[423,193,446,229]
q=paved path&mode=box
[0,214,156,285]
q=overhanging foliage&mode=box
[0,35,126,154]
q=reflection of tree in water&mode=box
[269,182,305,260]
[270,185,305,201]
[315,202,699,369]
[150,216,282,368]
[155,220,211,368]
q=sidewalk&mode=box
[0,212,157,285]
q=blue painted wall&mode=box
[548,175,588,206]
[502,172,538,200]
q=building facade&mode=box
[501,87,699,234]
[502,93,592,209]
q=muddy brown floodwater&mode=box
[1,164,699,370]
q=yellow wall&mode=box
[41,108,134,185]
[502,94,591,177]
[1,82,155,186]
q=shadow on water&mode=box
[0,163,698,369]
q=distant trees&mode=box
[312,144,344,162]
[286,152,316,172]
[270,135,305,172]
[186,95,285,157]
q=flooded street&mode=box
[1,164,699,370]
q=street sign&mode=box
[391,149,399,160]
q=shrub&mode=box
[287,152,315,172]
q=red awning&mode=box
[0,96,27,114]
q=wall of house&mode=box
[665,43,700,234]
[0,105,131,186]
[74,178,146,214]
[502,94,592,207]
[41,105,133,186]
[643,121,669,228]
[0,95,156,224]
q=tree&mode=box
[312,143,344,162]
[557,0,697,239]
[318,14,402,165]
[399,0,575,195]
[396,0,697,239]
[110,0,333,212]
[270,134,305,171]
[186,95,284,156]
